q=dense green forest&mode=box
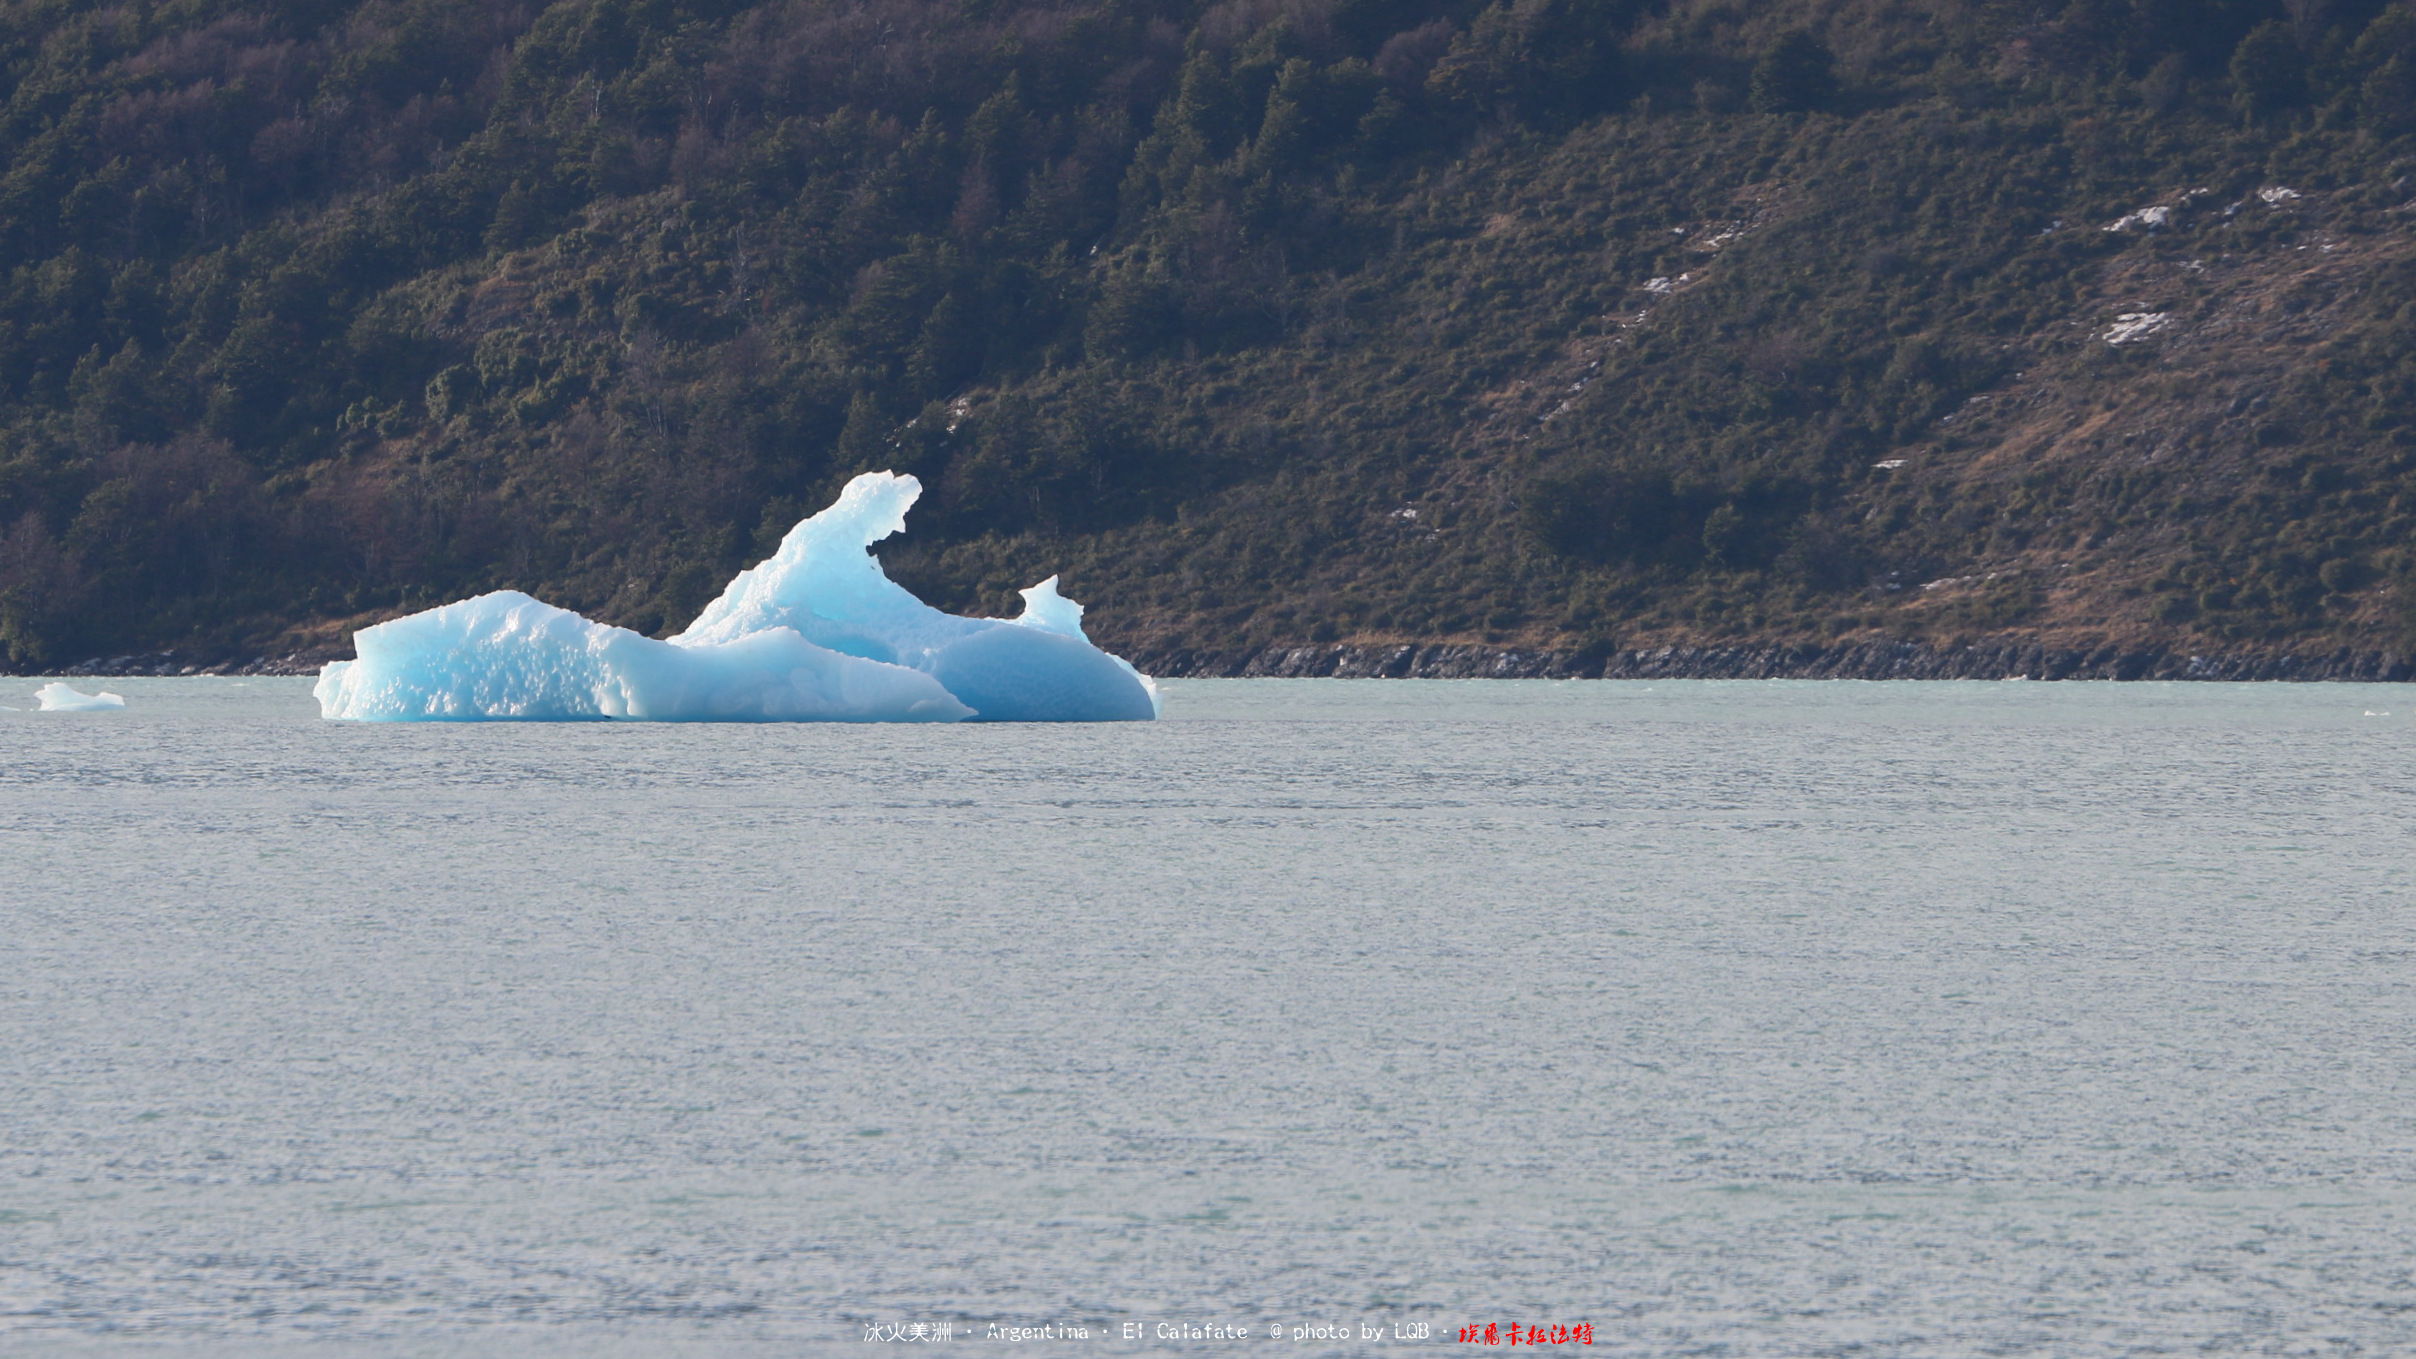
[6,0,2416,670]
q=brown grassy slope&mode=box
[902,129,2416,670]
[1853,183,2416,659]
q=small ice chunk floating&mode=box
[35,682,126,711]
[314,472,1159,723]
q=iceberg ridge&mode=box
[315,472,1159,723]
[36,682,126,712]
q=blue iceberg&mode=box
[314,472,1159,722]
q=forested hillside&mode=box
[7,0,2416,673]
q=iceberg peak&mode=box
[1013,576,1086,639]
[316,471,1157,723]
[677,470,925,647]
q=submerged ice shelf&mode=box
[315,472,1159,722]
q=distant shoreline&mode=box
[17,641,2413,683]
[1138,641,2416,683]
[9,650,340,679]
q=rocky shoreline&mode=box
[17,638,2416,683]
[21,648,346,678]
[1135,639,2416,682]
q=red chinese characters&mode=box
[1456,1322,1592,1344]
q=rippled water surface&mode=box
[4,677,2415,1356]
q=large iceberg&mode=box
[314,472,1159,722]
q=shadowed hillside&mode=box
[7,0,2416,674]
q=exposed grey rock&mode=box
[1137,641,2416,682]
[18,648,347,678]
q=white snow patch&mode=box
[1873,459,1907,470]
[2260,186,2302,205]
[2104,312,2173,346]
[36,683,125,712]
[2104,205,2171,232]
